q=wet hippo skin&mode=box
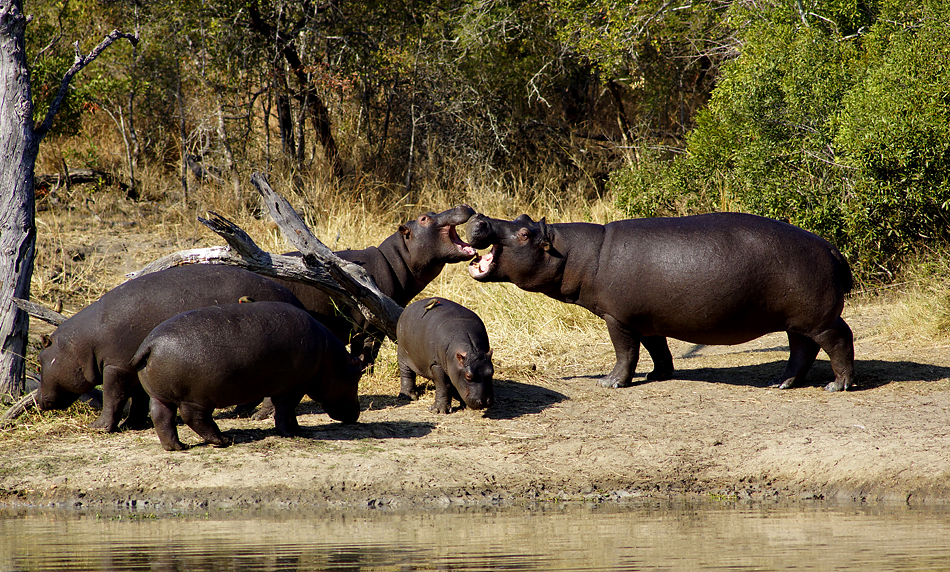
[396,297,494,413]
[37,265,308,432]
[133,301,361,451]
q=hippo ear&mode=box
[456,351,467,367]
[486,349,493,360]
[40,334,52,348]
[398,223,412,238]
[538,218,551,251]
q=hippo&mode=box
[466,212,854,391]
[396,297,494,413]
[37,265,308,431]
[132,301,361,451]
[270,205,477,369]
[238,205,478,420]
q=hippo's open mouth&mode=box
[445,225,477,257]
[468,247,496,280]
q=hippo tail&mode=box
[130,344,152,372]
[830,246,854,295]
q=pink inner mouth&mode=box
[448,226,477,256]
[468,249,494,277]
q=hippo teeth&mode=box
[468,250,494,278]
[448,227,477,256]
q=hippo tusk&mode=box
[0,389,39,426]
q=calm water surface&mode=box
[1,502,949,571]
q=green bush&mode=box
[611,0,950,281]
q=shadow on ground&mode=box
[484,379,568,420]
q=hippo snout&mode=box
[323,398,361,424]
[464,215,497,249]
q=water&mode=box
[1,502,949,571]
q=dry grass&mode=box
[879,247,950,343]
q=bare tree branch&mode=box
[250,172,402,340]
[11,298,66,327]
[34,29,139,141]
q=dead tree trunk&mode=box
[0,7,135,397]
[0,1,37,399]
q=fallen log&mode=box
[129,174,402,342]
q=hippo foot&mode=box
[162,440,189,452]
[769,377,795,389]
[251,404,276,421]
[824,380,849,392]
[231,403,258,418]
[646,368,674,382]
[597,375,633,389]
[209,437,233,448]
[88,416,120,433]
[429,403,453,414]
[397,391,421,401]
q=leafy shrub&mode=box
[611,0,950,281]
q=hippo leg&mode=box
[119,383,153,431]
[642,336,674,381]
[398,360,422,401]
[179,403,232,448]
[814,318,855,392]
[428,365,454,414]
[149,398,187,451]
[599,318,640,388]
[90,366,137,432]
[251,397,276,421]
[772,332,820,389]
[232,399,264,418]
[354,334,381,374]
[270,391,304,437]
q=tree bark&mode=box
[0,0,37,398]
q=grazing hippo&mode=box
[466,212,854,391]
[271,205,478,369]
[37,265,307,431]
[396,297,494,413]
[133,301,361,451]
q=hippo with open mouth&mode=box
[466,212,854,391]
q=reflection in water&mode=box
[1,502,949,571]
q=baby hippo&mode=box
[132,301,361,451]
[397,297,494,413]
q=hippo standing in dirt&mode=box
[236,205,477,420]
[37,265,307,431]
[133,301,361,451]
[397,297,494,413]
[270,205,478,369]
[466,212,854,391]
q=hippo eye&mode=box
[464,372,473,381]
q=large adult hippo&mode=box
[37,265,307,431]
[269,205,478,369]
[466,212,855,391]
[133,301,361,451]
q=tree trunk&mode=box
[0,10,135,398]
[0,0,38,398]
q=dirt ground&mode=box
[2,294,949,513]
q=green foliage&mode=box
[612,0,950,281]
